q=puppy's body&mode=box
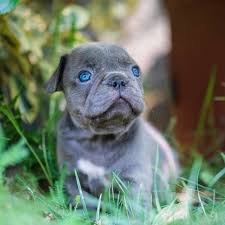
[46,42,178,203]
[58,112,177,198]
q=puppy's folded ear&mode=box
[45,54,68,93]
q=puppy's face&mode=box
[46,43,144,134]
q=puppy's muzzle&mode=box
[105,72,129,90]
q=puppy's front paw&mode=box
[77,159,109,196]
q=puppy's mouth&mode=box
[83,83,145,130]
[87,97,136,129]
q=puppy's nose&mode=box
[106,74,129,89]
[111,79,126,89]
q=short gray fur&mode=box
[45,42,179,204]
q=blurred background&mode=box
[0,0,225,174]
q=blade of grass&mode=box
[41,131,52,183]
[212,189,216,213]
[221,153,225,163]
[74,170,88,215]
[214,96,225,101]
[123,195,131,224]
[153,144,161,212]
[185,157,202,214]
[196,162,207,216]
[179,177,224,198]
[193,67,217,149]
[115,192,122,225]
[112,172,127,194]
[0,125,6,153]
[208,167,225,187]
[95,193,102,223]
[110,175,116,206]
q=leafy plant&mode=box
[0,1,88,123]
[0,124,28,184]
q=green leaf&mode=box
[0,138,28,184]
[0,139,28,169]
[0,0,20,14]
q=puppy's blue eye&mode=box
[79,71,92,82]
[131,66,140,77]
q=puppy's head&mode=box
[45,43,144,134]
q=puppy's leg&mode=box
[65,173,105,210]
[65,175,82,207]
[112,169,153,209]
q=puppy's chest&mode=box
[59,126,142,174]
[75,139,127,169]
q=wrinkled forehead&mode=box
[69,44,136,69]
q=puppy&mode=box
[45,42,178,204]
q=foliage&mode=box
[0,124,27,184]
[0,0,88,123]
[88,0,137,39]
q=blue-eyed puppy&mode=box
[45,42,178,204]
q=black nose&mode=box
[107,74,129,89]
[112,80,126,88]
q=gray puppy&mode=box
[45,42,178,204]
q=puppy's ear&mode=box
[45,54,68,93]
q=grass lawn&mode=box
[0,99,224,225]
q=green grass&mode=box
[0,174,224,225]
[0,136,224,224]
[0,95,224,225]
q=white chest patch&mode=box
[77,159,105,178]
